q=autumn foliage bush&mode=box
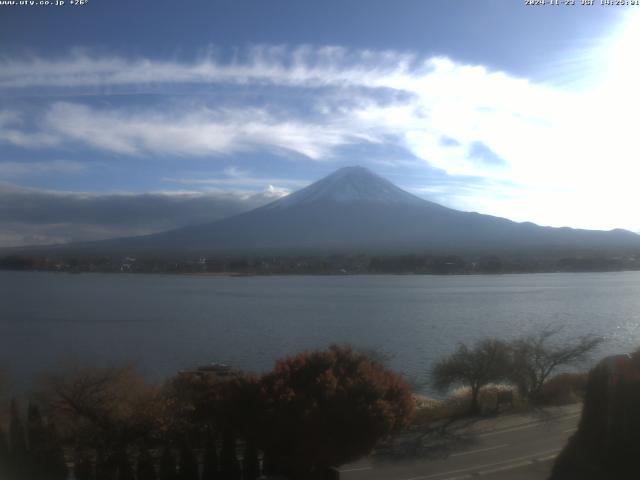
[0,345,414,480]
[259,344,414,479]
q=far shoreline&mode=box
[3,267,640,278]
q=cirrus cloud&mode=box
[39,102,373,160]
[2,38,640,232]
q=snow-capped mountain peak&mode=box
[272,166,425,208]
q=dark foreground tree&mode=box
[508,327,603,401]
[43,422,69,480]
[201,436,219,480]
[95,448,117,480]
[242,440,260,480]
[28,403,67,480]
[431,339,511,414]
[116,451,135,480]
[260,450,279,477]
[178,441,198,480]
[159,447,177,480]
[73,450,95,480]
[27,402,47,460]
[137,447,157,480]
[260,344,414,479]
[219,428,241,480]
[550,352,640,479]
[0,425,9,479]
[9,398,28,478]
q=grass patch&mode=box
[412,384,524,425]
[413,374,587,427]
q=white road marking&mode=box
[478,454,557,476]
[339,466,372,472]
[477,459,534,476]
[403,448,561,480]
[477,413,580,438]
[341,412,578,479]
[450,443,509,458]
[537,453,560,462]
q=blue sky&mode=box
[1,0,639,246]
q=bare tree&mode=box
[38,365,161,458]
[431,339,511,414]
[508,326,603,401]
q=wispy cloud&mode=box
[2,37,640,231]
[0,47,569,178]
[40,102,370,160]
[0,46,421,91]
[0,110,58,148]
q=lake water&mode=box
[2,270,640,393]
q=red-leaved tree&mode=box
[259,344,414,479]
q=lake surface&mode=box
[2,270,640,393]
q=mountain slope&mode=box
[57,165,639,256]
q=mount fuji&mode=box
[23,166,640,255]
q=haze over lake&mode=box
[3,270,640,393]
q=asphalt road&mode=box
[338,406,581,480]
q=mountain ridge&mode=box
[7,166,640,256]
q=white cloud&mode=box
[2,31,640,230]
[41,102,368,160]
[0,49,578,175]
[0,110,58,148]
[0,48,583,179]
[0,46,419,90]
